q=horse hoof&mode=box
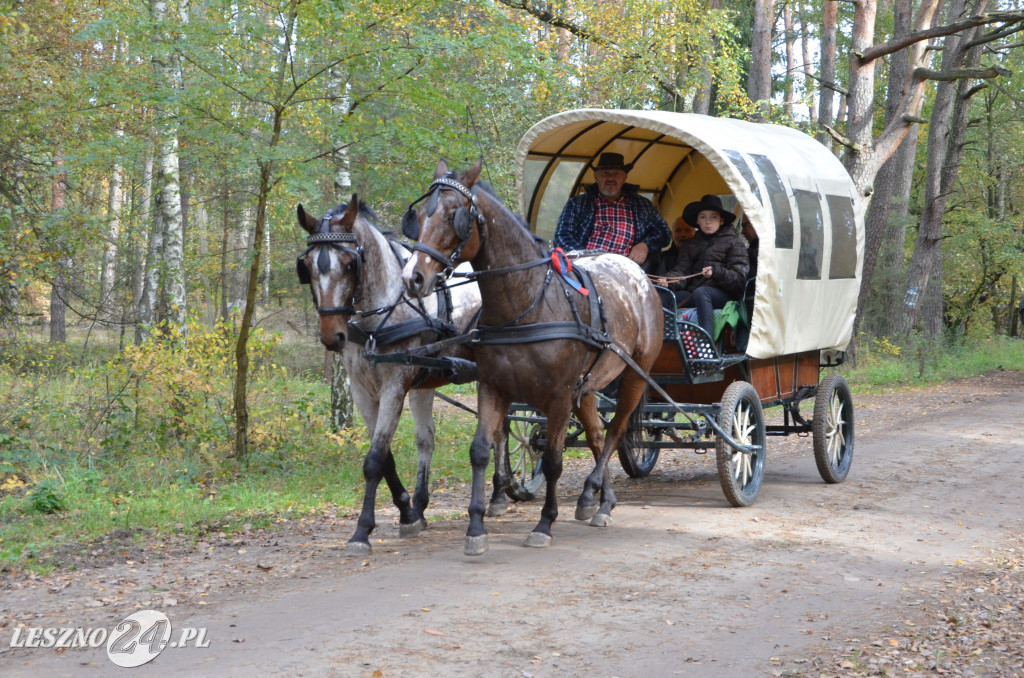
[343,541,371,557]
[523,532,552,549]
[464,534,489,556]
[399,518,427,538]
[575,504,598,521]
[590,513,613,528]
[486,502,509,517]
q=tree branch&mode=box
[857,10,1024,64]
[802,69,848,96]
[964,20,1024,49]
[496,0,685,102]
[822,124,859,151]
[913,64,1011,81]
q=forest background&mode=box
[1,0,1023,566]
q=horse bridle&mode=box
[401,176,486,272]
[296,214,364,316]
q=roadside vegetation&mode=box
[1,323,1022,575]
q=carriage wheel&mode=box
[715,381,766,507]
[617,413,663,478]
[813,374,854,483]
[503,417,546,502]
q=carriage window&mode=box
[827,195,857,279]
[794,190,824,280]
[534,160,586,242]
[749,154,794,249]
[722,150,762,203]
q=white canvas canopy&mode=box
[514,108,864,360]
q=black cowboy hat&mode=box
[682,194,737,228]
[591,152,633,173]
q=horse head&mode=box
[296,196,366,351]
[402,159,485,299]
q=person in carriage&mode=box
[659,194,749,341]
[643,214,696,277]
[552,152,670,264]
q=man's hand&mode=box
[627,242,649,264]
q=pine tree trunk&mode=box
[748,0,774,120]
[816,0,839,145]
[49,154,68,343]
[894,0,988,337]
[858,0,916,337]
[783,2,796,119]
[800,2,816,123]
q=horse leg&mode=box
[585,371,649,528]
[524,404,571,548]
[572,393,610,522]
[465,383,508,556]
[345,391,411,556]
[401,389,435,537]
[486,422,510,517]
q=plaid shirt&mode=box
[585,195,635,255]
[554,183,670,255]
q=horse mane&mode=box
[330,199,378,225]
[472,179,548,254]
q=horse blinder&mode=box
[296,257,311,285]
[453,206,473,241]
[402,209,420,241]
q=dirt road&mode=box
[3,371,1023,677]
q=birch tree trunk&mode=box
[327,68,355,431]
[151,0,187,329]
[132,152,154,320]
[137,154,165,343]
[101,135,124,322]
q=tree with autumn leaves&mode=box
[2,0,1023,456]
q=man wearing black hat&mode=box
[663,194,749,340]
[553,153,670,264]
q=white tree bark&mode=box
[151,0,187,329]
[101,131,124,321]
[137,160,165,343]
[328,66,355,431]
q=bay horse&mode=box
[401,160,664,556]
[297,196,492,557]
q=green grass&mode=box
[840,335,1024,392]
[1,326,1022,573]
